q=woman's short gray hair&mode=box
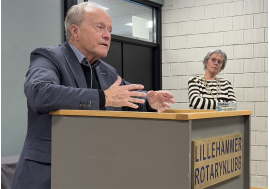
[64,2,105,40]
[203,49,227,71]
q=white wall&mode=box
[2,0,63,156]
[162,0,268,188]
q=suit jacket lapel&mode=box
[95,66,109,91]
[96,65,114,111]
[60,42,87,88]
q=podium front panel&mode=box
[52,116,191,189]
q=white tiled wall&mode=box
[162,0,268,188]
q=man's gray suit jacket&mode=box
[11,41,149,189]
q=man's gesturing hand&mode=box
[147,90,175,113]
[104,76,147,109]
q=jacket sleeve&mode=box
[24,48,100,114]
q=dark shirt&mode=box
[81,63,105,109]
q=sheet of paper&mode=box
[132,16,149,40]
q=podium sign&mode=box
[192,133,243,189]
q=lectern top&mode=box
[49,109,252,120]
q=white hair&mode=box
[64,2,107,40]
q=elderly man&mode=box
[11,2,175,189]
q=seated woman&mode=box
[188,49,236,109]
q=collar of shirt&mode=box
[68,41,100,69]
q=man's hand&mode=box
[147,91,175,113]
[104,76,147,109]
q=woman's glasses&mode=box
[210,58,223,65]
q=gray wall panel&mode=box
[2,0,63,156]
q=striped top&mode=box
[188,75,236,109]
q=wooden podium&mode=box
[50,109,251,189]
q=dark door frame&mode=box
[63,0,162,90]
